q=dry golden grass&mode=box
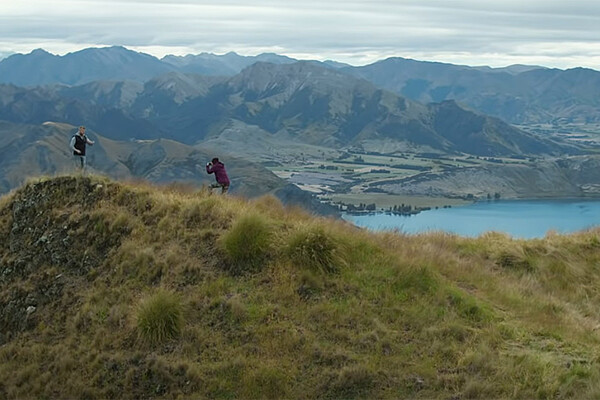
[0,175,599,399]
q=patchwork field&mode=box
[268,150,534,209]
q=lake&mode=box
[343,199,600,239]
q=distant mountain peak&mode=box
[29,48,53,56]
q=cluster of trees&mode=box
[386,204,433,214]
[318,164,339,170]
[345,202,376,211]
[389,204,413,213]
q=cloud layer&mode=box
[1,0,600,68]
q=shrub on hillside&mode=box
[286,224,343,274]
[135,289,184,345]
[220,214,274,274]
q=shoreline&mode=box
[341,196,600,217]
[326,193,472,211]
[326,192,600,214]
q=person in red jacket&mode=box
[206,157,230,194]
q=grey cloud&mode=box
[0,0,599,68]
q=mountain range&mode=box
[2,46,600,126]
[345,58,600,125]
[0,46,598,207]
[0,60,575,157]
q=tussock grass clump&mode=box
[135,289,184,345]
[286,224,344,273]
[220,213,274,274]
[251,194,286,216]
[182,195,231,230]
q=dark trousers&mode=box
[210,182,229,194]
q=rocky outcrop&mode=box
[0,177,127,343]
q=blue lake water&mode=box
[343,199,600,239]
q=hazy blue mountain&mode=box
[0,49,60,86]
[322,60,352,69]
[0,47,297,86]
[161,51,297,75]
[0,46,176,86]
[471,64,546,74]
[345,57,600,124]
[345,57,521,103]
[2,46,599,126]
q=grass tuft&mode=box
[135,289,184,346]
[286,224,343,273]
[220,213,274,274]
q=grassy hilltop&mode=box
[1,175,600,399]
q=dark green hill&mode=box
[161,51,297,75]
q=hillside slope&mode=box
[1,176,600,398]
[0,121,335,215]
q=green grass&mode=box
[135,289,184,346]
[1,175,600,399]
[285,223,344,273]
[220,213,274,274]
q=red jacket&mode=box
[206,161,230,185]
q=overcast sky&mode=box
[1,0,600,69]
